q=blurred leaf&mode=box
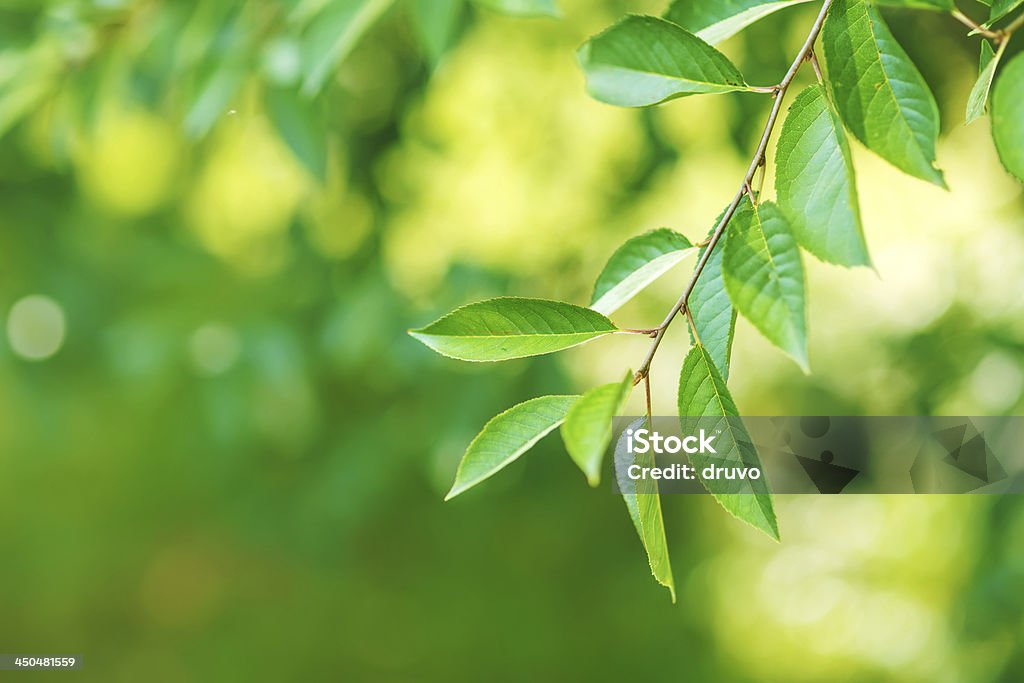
[409,298,618,362]
[0,42,62,139]
[470,0,558,17]
[590,228,695,315]
[689,217,737,381]
[990,0,1024,23]
[875,0,956,10]
[300,0,395,96]
[776,84,869,267]
[678,345,779,540]
[664,0,813,45]
[723,199,808,369]
[446,395,578,499]
[992,52,1024,182]
[561,371,632,486]
[614,419,676,601]
[410,0,464,65]
[823,0,946,187]
[966,41,1002,124]
[578,15,749,107]
[185,60,246,138]
[264,85,328,181]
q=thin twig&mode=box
[952,9,1003,41]
[808,49,824,82]
[633,0,835,384]
[644,374,653,422]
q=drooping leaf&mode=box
[470,0,558,17]
[688,216,737,380]
[678,345,779,540]
[823,0,946,187]
[411,0,464,65]
[590,229,696,315]
[990,0,1024,23]
[664,0,813,45]
[264,85,328,181]
[992,52,1024,182]
[966,41,1002,124]
[776,84,869,267]
[875,0,956,10]
[300,0,395,96]
[561,372,633,486]
[409,298,618,362]
[614,418,676,600]
[578,15,749,107]
[446,395,578,500]
[723,200,808,369]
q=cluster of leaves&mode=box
[411,0,1024,599]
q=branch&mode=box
[952,9,1003,41]
[633,0,835,385]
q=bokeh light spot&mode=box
[6,295,66,361]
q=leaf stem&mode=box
[633,0,835,384]
[952,8,1004,41]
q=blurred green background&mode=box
[2,0,1024,680]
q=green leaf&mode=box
[300,0,395,96]
[776,84,869,267]
[590,229,696,315]
[664,0,813,45]
[678,345,779,540]
[446,396,578,500]
[875,0,955,10]
[689,218,737,380]
[990,0,1024,23]
[823,0,946,187]
[561,372,633,486]
[411,0,464,65]
[264,85,328,181]
[577,15,749,107]
[409,298,618,362]
[614,419,676,600]
[992,52,1024,182]
[723,200,808,369]
[966,41,1003,124]
[470,0,558,17]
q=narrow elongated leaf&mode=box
[264,86,328,181]
[446,395,578,500]
[992,53,1024,182]
[875,0,955,10]
[301,0,395,96]
[561,372,633,486]
[578,15,749,107]
[823,0,946,187]
[664,0,813,45]
[966,41,1002,124]
[723,200,808,369]
[678,345,779,540]
[990,0,1024,23]
[470,0,558,16]
[590,229,696,315]
[615,419,676,600]
[776,85,869,267]
[411,0,464,65]
[689,217,737,380]
[410,298,618,362]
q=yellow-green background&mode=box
[1,0,1023,680]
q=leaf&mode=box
[470,0,558,17]
[264,85,328,181]
[664,0,813,45]
[723,200,808,369]
[577,15,749,107]
[875,0,955,10]
[300,0,395,96]
[590,229,696,315]
[678,345,779,540]
[411,0,464,65]
[992,52,1024,182]
[689,217,737,380]
[990,0,1024,23]
[446,396,578,500]
[966,41,1002,124]
[776,84,869,267]
[823,0,946,187]
[409,298,618,362]
[614,419,676,600]
[561,372,633,486]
